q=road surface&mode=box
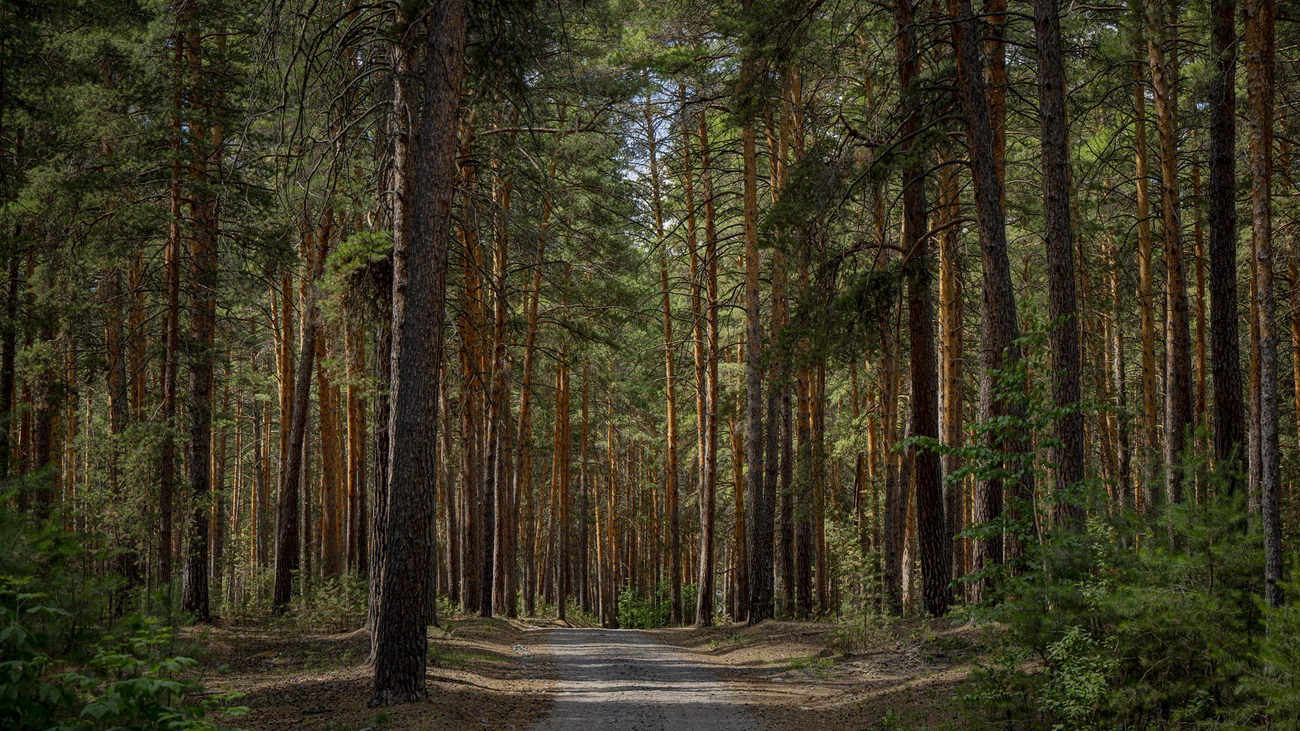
[531,628,761,730]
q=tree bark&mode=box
[676,86,698,627]
[897,0,950,617]
[345,319,367,575]
[1132,47,1159,513]
[516,235,544,616]
[182,26,221,621]
[646,87,682,627]
[160,29,185,588]
[1147,0,1193,506]
[1243,0,1279,606]
[273,272,320,615]
[938,162,965,587]
[1035,0,1084,521]
[1208,0,1245,488]
[949,0,1030,586]
[732,73,764,629]
[371,0,466,704]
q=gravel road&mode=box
[531,628,761,730]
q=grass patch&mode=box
[707,633,744,650]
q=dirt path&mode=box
[532,628,759,731]
[200,617,984,729]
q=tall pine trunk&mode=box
[1035,0,1084,520]
[733,67,765,628]
[1244,0,1279,605]
[1146,0,1193,507]
[950,0,1030,588]
[182,27,222,621]
[896,0,950,616]
[371,0,466,703]
[1208,0,1245,488]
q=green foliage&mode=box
[959,472,1283,729]
[0,492,246,730]
[1242,578,1300,725]
[284,574,368,634]
[563,599,599,628]
[616,582,699,629]
[1037,625,1116,729]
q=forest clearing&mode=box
[4,0,1300,726]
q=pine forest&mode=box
[2,0,1300,727]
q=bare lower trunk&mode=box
[1147,0,1193,506]
[371,0,466,704]
[1208,0,1245,487]
[897,0,949,616]
[950,0,1027,590]
[1036,0,1084,522]
[1244,0,1280,605]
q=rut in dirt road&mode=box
[532,628,761,731]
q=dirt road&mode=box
[532,628,760,730]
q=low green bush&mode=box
[959,470,1298,729]
[0,485,246,730]
[616,582,699,629]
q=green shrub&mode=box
[616,582,699,629]
[287,574,368,633]
[617,588,664,629]
[0,487,246,730]
[946,328,1294,728]
[961,473,1278,729]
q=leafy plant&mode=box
[0,489,246,730]
[616,582,699,629]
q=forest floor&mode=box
[194,613,989,730]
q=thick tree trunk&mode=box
[1035,0,1084,521]
[950,0,1029,587]
[1147,0,1193,506]
[984,0,1007,196]
[367,19,409,654]
[182,27,221,620]
[896,0,949,617]
[371,0,466,704]
[1208,0,1245,487]
[1243,0,1279,606]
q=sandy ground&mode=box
[200,617,553,729]
[198,615,986,730]
[648,619,988,730]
